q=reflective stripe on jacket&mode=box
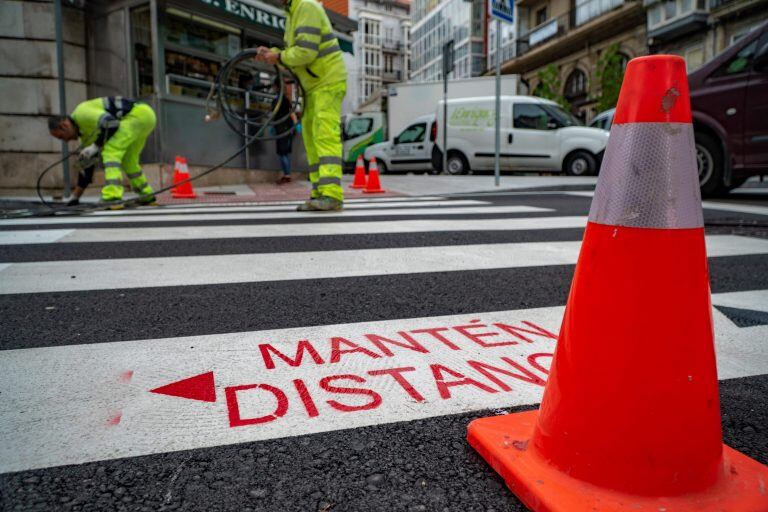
[276,0,347,93]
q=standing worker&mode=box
[48,97,157,209]
[255,0,347,211]
[271,77,298,185]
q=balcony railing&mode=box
[575,0,624,25]
[382,70,403,81]
[516,0,630,55]
[517,11,574,54]
[382,39,405,51]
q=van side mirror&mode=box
[393,136,400,144]
[547,121,559,130]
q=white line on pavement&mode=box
[0,300,763,474]
[0,235,765,294]
[700,201,768,217]
[711,289,768,314]
[565,191,768,217]
[0,205,552,226]
[85,200,490,216]
[0,217,589,245]
[134,196,450,209]
[0,229,75,245]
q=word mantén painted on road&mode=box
[150,318,558,428]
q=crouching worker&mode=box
[255,0,347,211]
[48,97,157,209]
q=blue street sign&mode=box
[490,0,514,23]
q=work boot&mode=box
[307,196,343,212]
[296,199,316,211]
[66,198,80,206]
[276,175,292,185]
[138,194,159,206]
[99,198,124,210]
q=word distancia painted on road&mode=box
[150,318,557,428]
[1,307,572,474]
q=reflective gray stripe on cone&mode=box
[589,123,703,229]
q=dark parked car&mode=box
[591,21,768,196]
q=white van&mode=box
[433,96,609,175]
[363,114,437,174]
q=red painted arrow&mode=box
[150,371,216,403]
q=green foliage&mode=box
[535,64,570,110]
[596,43,625,112]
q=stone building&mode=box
[499,0,647,122]
[350,0,411,109]
[646,0,768,71]
[0,0,88,191]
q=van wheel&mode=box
[446,151,469,175]
[696,132,727,197]
[377,161,388,175]
[564,150,596,176]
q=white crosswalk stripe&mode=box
[83,199,490,216]
[1,235,766,294]
[0,217,589,245]
[1,194,766,476]
[0,205,551,226]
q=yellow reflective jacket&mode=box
[276,0,347,93]
[71,97,137,147]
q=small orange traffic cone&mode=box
[467,55,768,511]
[350,155,366,189]
[171,156,197,199]
[363,157,385,194]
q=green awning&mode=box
[338,37,353,55]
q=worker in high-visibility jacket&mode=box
[48,97,157,209]
[255,0,347,211]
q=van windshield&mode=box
[346,118,373,138]
[542,104,581,127]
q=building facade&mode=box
[500,0,647,122]
[0,0,88,190]
[346,0,411,110]
[0,0,356,190]
[410,0,488,82]
[645,0,768,71]
[487,13,517,69]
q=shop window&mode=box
[165,8,241,59]
[131,5,153,97]
[162,7,280,107]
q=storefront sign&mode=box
[198,0,287,31]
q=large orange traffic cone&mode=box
[171,156,197,199]
[363,157,385,194]
[467,55,768,511]
[350,155,366,189]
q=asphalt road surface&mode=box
[1,188,767,512]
